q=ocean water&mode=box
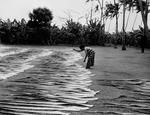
[1,45,150,115]
[97,79,150,115]
[0,45,97,115]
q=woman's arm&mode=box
[73,49,82,52]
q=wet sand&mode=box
[71,46,150,115]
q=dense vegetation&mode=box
[0,8,105,46]
[0,6,149,49]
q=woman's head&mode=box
[79,45,85,50]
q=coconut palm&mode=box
[137,0,149,53]
[120,0,150,53]
[122,0,126,50]
[105,0,120,48]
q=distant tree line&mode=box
[0,7,149,48]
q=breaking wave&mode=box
[0,45,98,115]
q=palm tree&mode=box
[122,1,126,50]
[121,0,149,53]
[114,0,119,48]
[105,0,120,48]
[137,0,149,53]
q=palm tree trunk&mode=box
[114,0,118,48]
[97,0,103,24]
[98,0,105,46]
[138,0,149,53]
[122,1,126,50]
[145,0,148,23]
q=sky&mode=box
[0,0,149,33]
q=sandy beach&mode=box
[71,46,150,115]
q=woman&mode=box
[73,45,95,69]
